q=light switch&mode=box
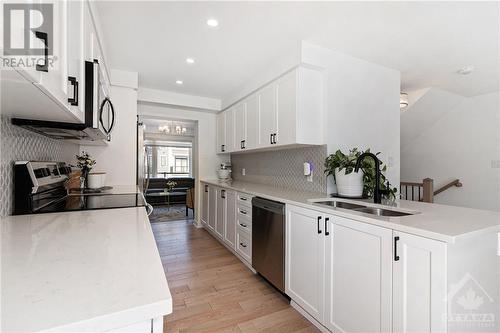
[242,168,246,176]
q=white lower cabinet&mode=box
[324,215,392,333]
[285,205,325,322]
[207,186,216,231]
[223,190,237,248]
[215,189,226,239]
[201,183,253,266]
[393,231,447,333]
[201,184,209,226]
[286,204,449,333]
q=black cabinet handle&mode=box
[221,190,226,199]
[221,144,225,152]
[240,223,247,228]
[317,216,322,234]
[205,185,208,193]
[270,134,273,145]
[242,140,246,149]
[325,217,330,236]
[240,242,247,248]
[273,133,277,144]
[240,210,247,215]
[35,31,48,72]
[67,76,78,106]
[240,197,247,201]
[394,236,400,261]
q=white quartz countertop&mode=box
[1,207,172,332]
[202,179,500,243]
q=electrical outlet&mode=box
[307,171,313,183]
[491,160,500,169]
[242,168,246,176]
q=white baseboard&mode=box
[290,301,330,333]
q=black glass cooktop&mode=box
[36,193,146,213]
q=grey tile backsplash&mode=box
[0,116,78,217]
[231,145,328,194]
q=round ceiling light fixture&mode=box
[400,92,409,109]
[457,66,474,75]
[206,18,219,27]
[175,80,183,85]
[186,58,195,64]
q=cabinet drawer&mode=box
[236,231,252,263]
[237,192,253,207]
[237,204,252,219]
[237,215,252,234]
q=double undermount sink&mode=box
[314,200,416,217]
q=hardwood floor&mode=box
[151,219,320,333]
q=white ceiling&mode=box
[95,1,499,99]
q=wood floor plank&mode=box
[151,218,320,333]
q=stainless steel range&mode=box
[13,161,145,215]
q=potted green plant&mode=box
[76,151,96,189]
[324,148,397,199]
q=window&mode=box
[174,157,188,173]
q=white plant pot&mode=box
[335,168,364,197]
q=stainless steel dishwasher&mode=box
[252,197,285,293]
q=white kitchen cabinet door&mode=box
[258,83,277,148]
[201,184,209,226]
[234,102,247,151]
[285,205,325,322]
[275,70,296,146]
[324,216,392,333]
[66,0,86,121]
[225,108,235,153]
[216,112,226,154]
[223,190,237,249]
[207,186,216,231]
[245,94,259,149]
[215,189,226,239]
[393,231,447,333]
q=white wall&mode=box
[138,103,226,225]
[301,42,401,193]
[401,91,500,211]
[80,85,138,186]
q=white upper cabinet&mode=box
[216,66,324,154]
[66,0,86,120]
[258,82,277,147]
[393,231,447,333]
[2,0,109,124]
[216,112,226,153]
[245,94,259,150]
[225,108,235,153]
[234,102,247,151]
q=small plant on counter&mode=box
[165,180,177,192]
[76,151,96,188]
[324,148,397,200]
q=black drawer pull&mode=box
[204,185,208,193]
[394,236,400,261]
[67,76,78,106]
[35,31,48,72]
[240,242,247,248]
[240,210,247,215]
[240,197,247,201]
[240,223,247,228]
[317,216,322,234]
[325,217,330,236]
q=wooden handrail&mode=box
[400,181,423,187]
[434,179,462,196]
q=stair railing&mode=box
[400,178,462,203]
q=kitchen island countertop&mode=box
[1,207,171,332]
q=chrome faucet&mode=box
[354,152,386,204]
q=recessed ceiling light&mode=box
[457,66,474,75]
[176,80,183,85]
[206,19,219,27]
[186,58,195,64]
